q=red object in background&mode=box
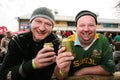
[0,26,7,44]
[0,26,7,35]
[65,31,71,37]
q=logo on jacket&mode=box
[92,49,102,58]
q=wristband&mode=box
[59,69,64,76]
[32,59,36,69]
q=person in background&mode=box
[0,7,60,80]
[0,34,5,63]
[104,32,114,50]
[0,30,13,63]
[114,32,120,43]
[55,30,63,41]
[113,42,120,71]
[0,34,5,45]
[1,30,13,54]
[104,32,113,44]
[113,33,120,71]
[54,10,115,80]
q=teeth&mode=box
[83,33,90,35]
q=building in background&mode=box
[16,13,120,33]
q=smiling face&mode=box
[31,17,53,42]
[76,15,96,45]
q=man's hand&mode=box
[56,47,74,73]
[33,47,56,69]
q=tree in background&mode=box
[115,0,120,18]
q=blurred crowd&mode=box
[103,32,120,71]
[0,30,13,63]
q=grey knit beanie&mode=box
[30,7,55,26]
[75,10,97,26]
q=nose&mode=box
[83,25,89,31]
[38,23,46,31]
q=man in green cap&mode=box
[55,10,115,80]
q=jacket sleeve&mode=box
[100,34,115,74]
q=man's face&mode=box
[31,17,53,42]
[6,32,12,38]
[76,15,96,44]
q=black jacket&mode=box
[0,31,60,80]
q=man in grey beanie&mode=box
[30,7,55,26]
[0,7,60,80]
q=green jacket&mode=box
[68,33,115,76]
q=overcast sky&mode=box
[0,0,119,31]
